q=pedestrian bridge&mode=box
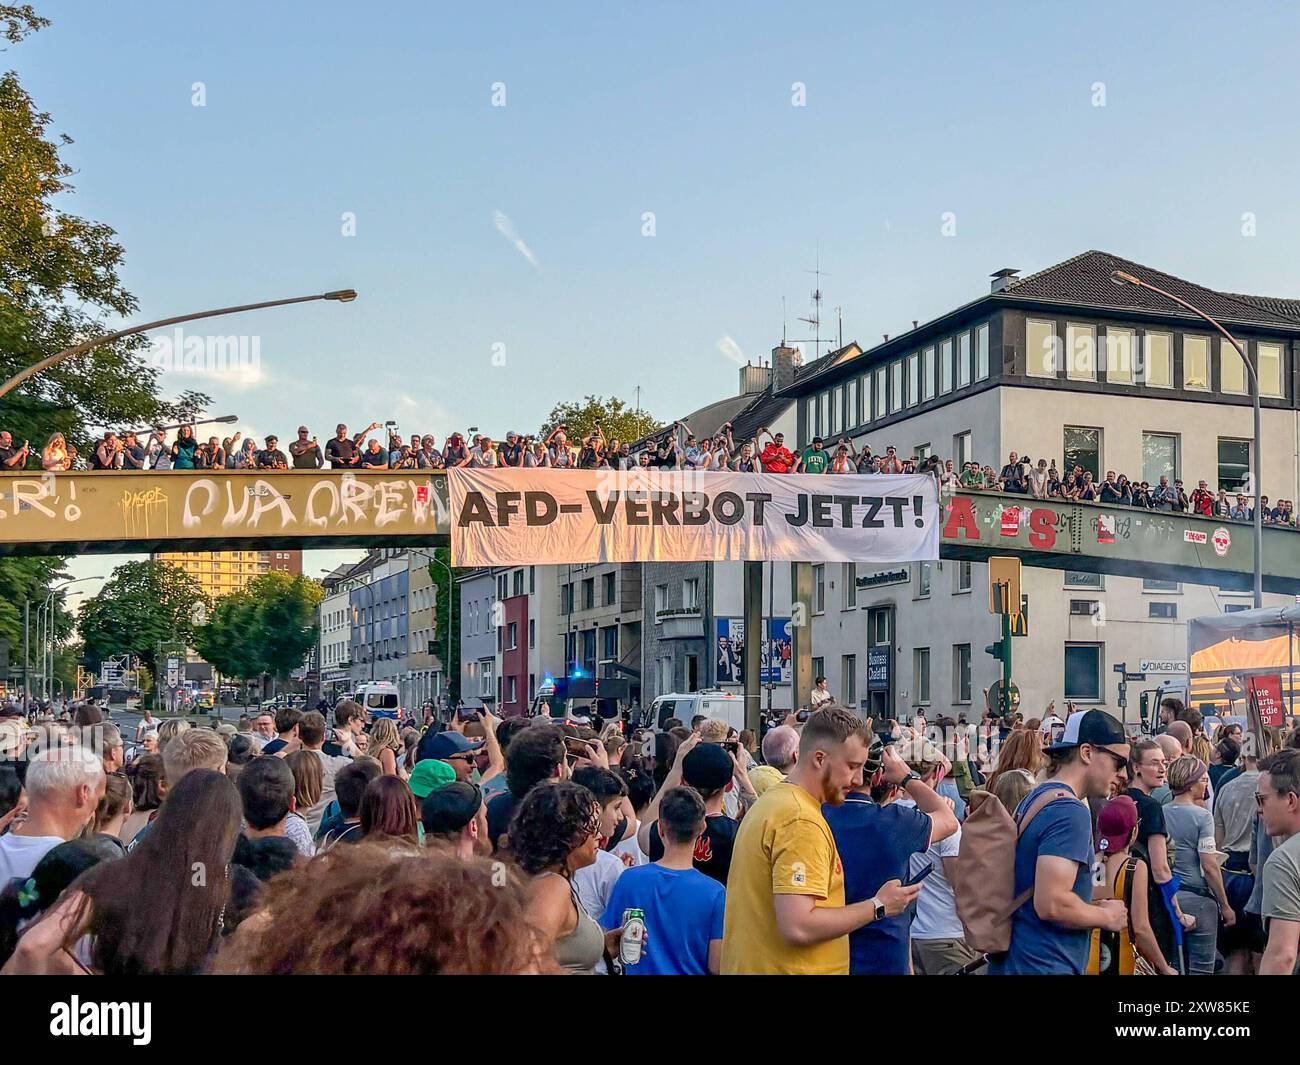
[0,471,1295,593]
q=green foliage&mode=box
[539,395,662,448]
[76,561,209,676]
[425,547,460,703]
[193,571,323,683]
[0,9,208,456]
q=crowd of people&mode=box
[4,426,1288,530]
[1,692,1297,976]
[946,451,1293,526]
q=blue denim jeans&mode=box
[1177,890,1220,975]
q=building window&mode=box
[846,378,858,428]
[530,566,536,594]
[812,564,825,614]
[602,625,618,660]
[582,578,595,610]
[529,673,536,700]
[1026,319,1057,378]
[682,578,699,611]
[953,431,972,470]
[1105,326,1134,384]
[581,630,597,675]
[1142,432,1179,486]
[1143,577,1180,592]
[842,563,857,610]
[1183,335,1210,390]
[832,385,843,435]
[976,322,990,380]
[953,645,971,704]
[562,584,573,614]
[842,655,857,707]
[1063,426,1102,481]
[870,607,890,645]
[1066,323,1096,381]
[914,648,931,706]
[507,676,518,704]
[654,583,668,614]
[923,346,936,398]
[907,353,920,406]
[940,338,953,393]
[890,361,903,413]
[916,562,931,599]
[819,391,830,435]
[805,397,816,439]
[1220,337,1247,395]
[513,570,524,596]
[1064,643,1103,702]
[957,331,972,387]
[1142,331,1172,388]
[1065,571,1103,589]
[506,622,518,650]
[603,571,616,605]
[1258,341,1284,398]
[1069,599,1100,616]
[529,618,535,647]
[874,368,886,421]
[956,561,972,593]
[1217,438,1250,493]
[812,657,824,686]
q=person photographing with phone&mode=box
[821,735,960,974]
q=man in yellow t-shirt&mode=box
[721,705,921,974]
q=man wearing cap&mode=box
[794,436,829,475]
[416,731,486,783]
[498,431,525,467]
[638,736,740,886]
[988,709,1131,975]
[421,781,488,859]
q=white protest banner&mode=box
[449,468,939,566]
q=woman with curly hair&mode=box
[508,780,629,973]
[215,844,553,974]
[358,775,419,848]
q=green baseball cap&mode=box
[408,758,457,799]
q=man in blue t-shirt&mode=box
[989,709,1132,975]
[822,741,960,974]
[602,786,725,975]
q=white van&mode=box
[647,690,746,734]
[355,681,401,721]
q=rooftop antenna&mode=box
[835,305,843,350]
[781,297,787,347]
[787,244,835,360]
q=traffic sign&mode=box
[988,557,1022,615]
[985,680,1020,716]
[1124,671,1146,682]
[1112,662,1127,674]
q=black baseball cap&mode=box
[421,781,483,835]
[682,743,735,793]
[1043,708,1127,755]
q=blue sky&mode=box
[17,1,1300,591]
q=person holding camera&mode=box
[998,451,1028,493]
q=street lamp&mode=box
[33,576,103,702]
[1109,269,1263,608]
[0,289,358,401]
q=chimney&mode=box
[912,320,918,329]
[738,361,771,396]
[990,267,1020,293]
[770,344,801,392]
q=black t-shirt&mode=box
[647,813,738,886]
[256,448,288,469]
[487,791,518,852]
[291,442,323,469]
[499,441,524,467]
[577,446,600,469]
[325,437,358,468]
[1128,787,1167,850]
[0,446,21,469]
[261,737,288,756]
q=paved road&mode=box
[112,703,259,737]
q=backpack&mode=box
[950,784,1079,955]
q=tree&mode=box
[76,561,208,678]
[539,395,662,447]
[426,547,461,704]
[192,572,322,693]
[0,6,209,456]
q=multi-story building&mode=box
[641,345,800,710]
[153,549,303,600]
[318,563,354,701]
[781,249,1299,724]
[405,551,443,709]
[459,568,498,708]
[557,562,642,707]
[345,549,409,696]
[488,566,564,716]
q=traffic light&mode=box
[985,639,1008,666]
[988,556,1022,615]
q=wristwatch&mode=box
[900,771,923,788]
[869,896,886,922]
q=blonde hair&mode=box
[157,718,192,746]
[368,718,401,756]
[699,718,729,744]
[989,768,1035,813]
[162,728,227,785]
[1168,755,1207,795]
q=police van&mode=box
[355,681,401,721]
[645,690,746,734]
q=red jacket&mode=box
[1190,488,1214,517]
[760,444,794,473]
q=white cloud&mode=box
[493,210,539,269]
